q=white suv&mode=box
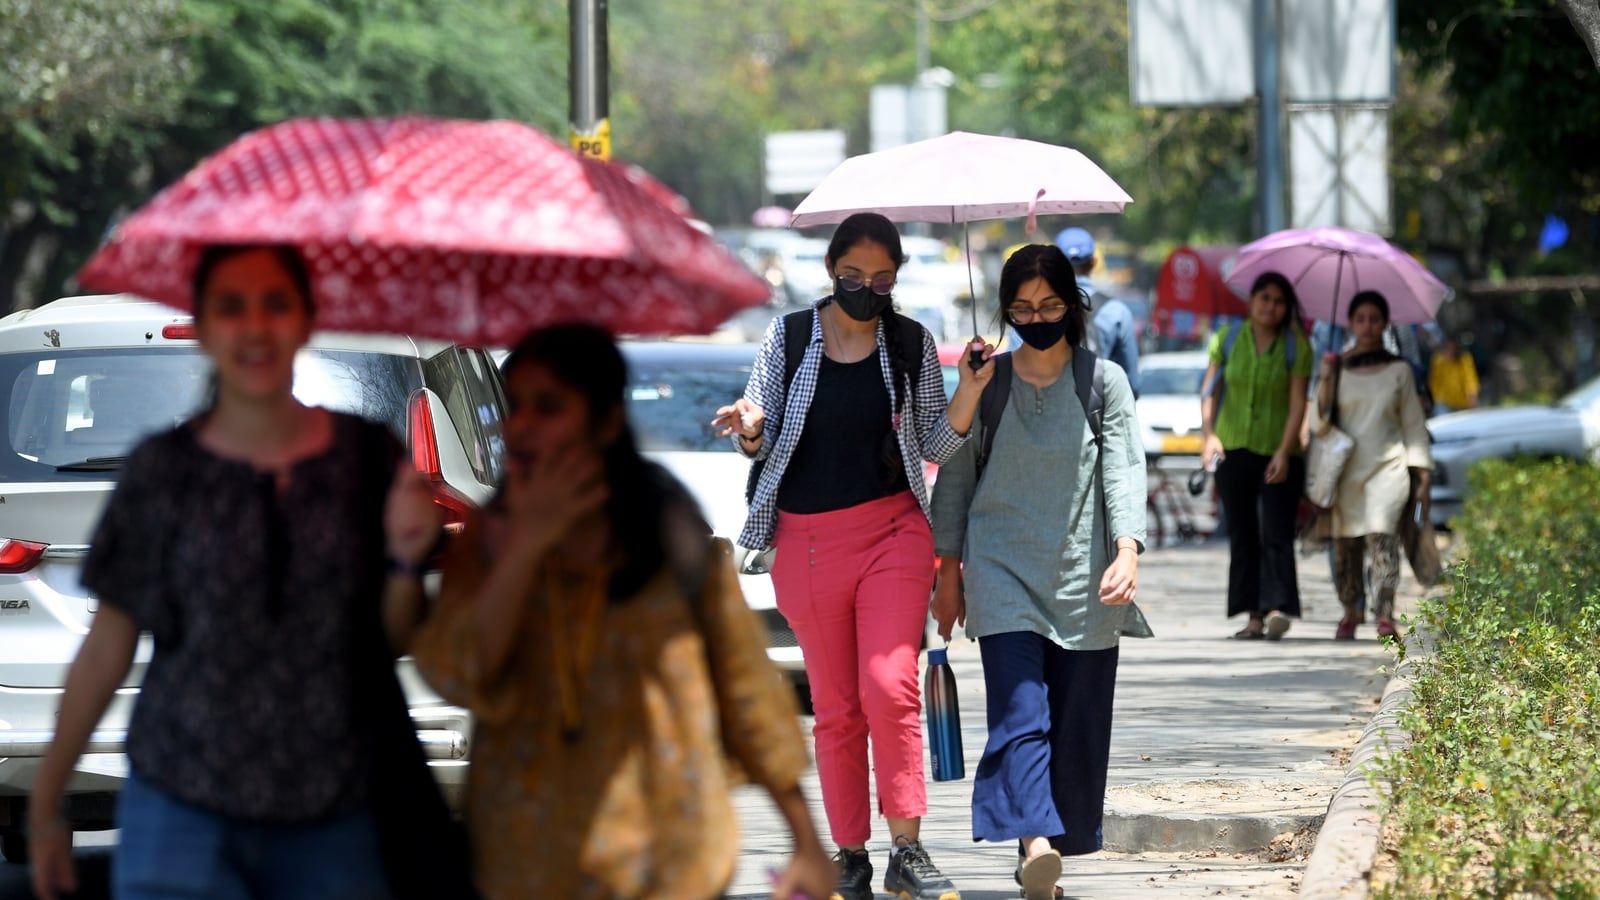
[0,294,504,863]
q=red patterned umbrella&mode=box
[76,116,767,343]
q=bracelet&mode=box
[385,555,430,581]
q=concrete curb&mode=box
[1103,808,1322,854]
[1297,646,1422,898]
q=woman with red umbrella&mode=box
[28,245,463,900]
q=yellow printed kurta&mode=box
[410,522,807,900]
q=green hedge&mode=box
[1374,458,1600,898]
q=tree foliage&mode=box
[1397,0,1600,275]
[0,0,565,311]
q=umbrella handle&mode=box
[968,343,985,372]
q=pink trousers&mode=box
[771,491,935,845]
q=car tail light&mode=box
[406,390,475,534]
[161,324,197,340]
[0,539,47,574]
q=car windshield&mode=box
[2,347,417,481]
[1140,365,1207,396]
[627,356,753,453]
[1559,375,1600,410]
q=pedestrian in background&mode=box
[1428,332,1480,413]
[1310,291,1433,640]
[713,212,991,900]
[29,244,460,900]
[1199,271,1312,640]
[1057,227,1141,397]
[411,324,835,900]
[930,243,1147,900]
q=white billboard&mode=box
[1288,106,1390,233]
[764,130,847,196]
[1129,0,1255,106]
[1281,0,1395,102]
[870,84,949,152]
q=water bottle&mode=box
[924,646,965,782]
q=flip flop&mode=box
[1015,850,1062,900]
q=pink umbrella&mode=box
[76,116,768,344]
[751,205,792,228]
[1225,226,1450,326]
[790,131,1131,229]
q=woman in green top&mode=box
[1199,272,1312,640]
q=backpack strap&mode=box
[1070,346,1106,447]
[975,352,1013,478]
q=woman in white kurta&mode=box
[1309,291,1432,640]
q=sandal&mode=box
[1014,850,1063,900]
[1233,624,1265,640]
[1263,610,1291,641]
[1334,617,1358,640]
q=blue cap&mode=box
[1055,227,1096,265]
[927,647,948,665]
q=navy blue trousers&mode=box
[973,632,1119,856]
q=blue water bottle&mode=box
[924,646,965,781]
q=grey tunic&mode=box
[931,360,1148,651]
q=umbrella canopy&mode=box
[1225,226,1450,326]
[77,116,768,344]
[789,131,1132,228]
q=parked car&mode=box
[1427,374,1600,527]
[617,340,811,711]
[1133,350,1209,458]
[0,294,506,862]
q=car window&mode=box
[627,358,752,453]
[1139,365,1207,396]
[1,347,426,482]
[421,348,504,485]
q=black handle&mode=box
[968,348,985,372]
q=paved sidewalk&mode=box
[726,539,1419,899]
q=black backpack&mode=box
[744,308,924,504]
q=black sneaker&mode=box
[830,847,873,900]
[883,838,960,900]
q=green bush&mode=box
[1374,458,1600,899]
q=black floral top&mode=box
[83,412,402,822]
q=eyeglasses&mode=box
[1006,303,1070,325]
[837,274,896,296]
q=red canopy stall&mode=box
[1154,245,1247,342]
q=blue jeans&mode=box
[115,770,391,900]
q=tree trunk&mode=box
[0,214,47,315]
[1560,0,1600,71]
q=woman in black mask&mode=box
[929,243,1146,900]
[713,212,991,900]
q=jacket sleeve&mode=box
[739,315,790,461]
[695,538,809,792]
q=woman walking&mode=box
[411,324,835,900]
[28,244,458,900]
[930,243,1146,900]
[1310,291,1432,640]
[1198,272,1313,640]
[712,212,990,900]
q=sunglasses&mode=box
[837,274,895,296]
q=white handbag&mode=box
[1304,424,1355,509]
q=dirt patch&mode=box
[1106,778,1334,819]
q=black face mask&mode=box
[1012,318,1071,350]
[833,277,893,322]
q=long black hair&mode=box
[997,244,1087,347]
[500,323,708,601]
[826,212,913,413]
[1347,289,1390,324]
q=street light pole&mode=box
[1253,0,1285,233]
[569,0,610,161]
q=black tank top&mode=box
[777,349,910,514]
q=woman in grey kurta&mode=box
[929,244,1147,900]
[1309,290,1432,641]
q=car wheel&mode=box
[0,827,28,864]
